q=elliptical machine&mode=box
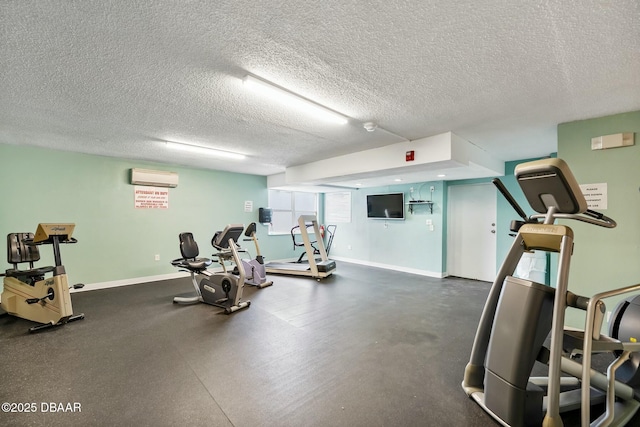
[462,158,640,427]
[1,223,85,332]
[239,222,272,288]
[171,224,250,314]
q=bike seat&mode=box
[5,266,55,279]
[172,233,213,272]
[5,232,56,280]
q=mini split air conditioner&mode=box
[130,168,179,188]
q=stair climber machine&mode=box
[171,224,249,314]
[239,222,273,288]
[462,158,640,427]
[1,223,85,332]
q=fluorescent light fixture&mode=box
[243,75,349,125]
[394,178,403,182]
[165,142,246,160]
[437,174,446,178]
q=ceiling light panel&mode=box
[243,75,349,125]
[165,142,246,160]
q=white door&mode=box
[447,183,497,281]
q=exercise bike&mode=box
[171,224,250,314]
[239,222,273,288]
[462,158,640,427]
[1,223,85,333]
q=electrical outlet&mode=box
[430,186,435,192]
[154,254,160,261]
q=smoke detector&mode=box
[363,122,378,132]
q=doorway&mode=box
[447,183,497,281]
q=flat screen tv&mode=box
[367,193,405,220]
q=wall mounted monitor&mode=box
[366,193,405,220]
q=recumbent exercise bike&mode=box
[171,224,250,314]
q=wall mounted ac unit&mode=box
[130,168,179,188]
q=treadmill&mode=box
[265,215,336,279]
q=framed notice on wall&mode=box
[134,186,169,209]
[325,191,351,223]
[579,183,607,209]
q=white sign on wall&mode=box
[134,186,169,209]
[325,192,352,223]
[244,200,254,212]
[579,183,607,209]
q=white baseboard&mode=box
[330,256,445,278]
[72,257,299,293]
[69,257,443,293]
[71,271,189,292]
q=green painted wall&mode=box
[329,160,550,278]
[329,181,445,275]
[557,110,640,327]
[0,143,294,289]
[2,137,589,293]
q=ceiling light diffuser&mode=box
[165,142,246,160]
[243,75,349,125]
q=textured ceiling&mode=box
[1,1,639,182]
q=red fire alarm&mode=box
[406,150,415,162]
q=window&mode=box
[268,190,318,234]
